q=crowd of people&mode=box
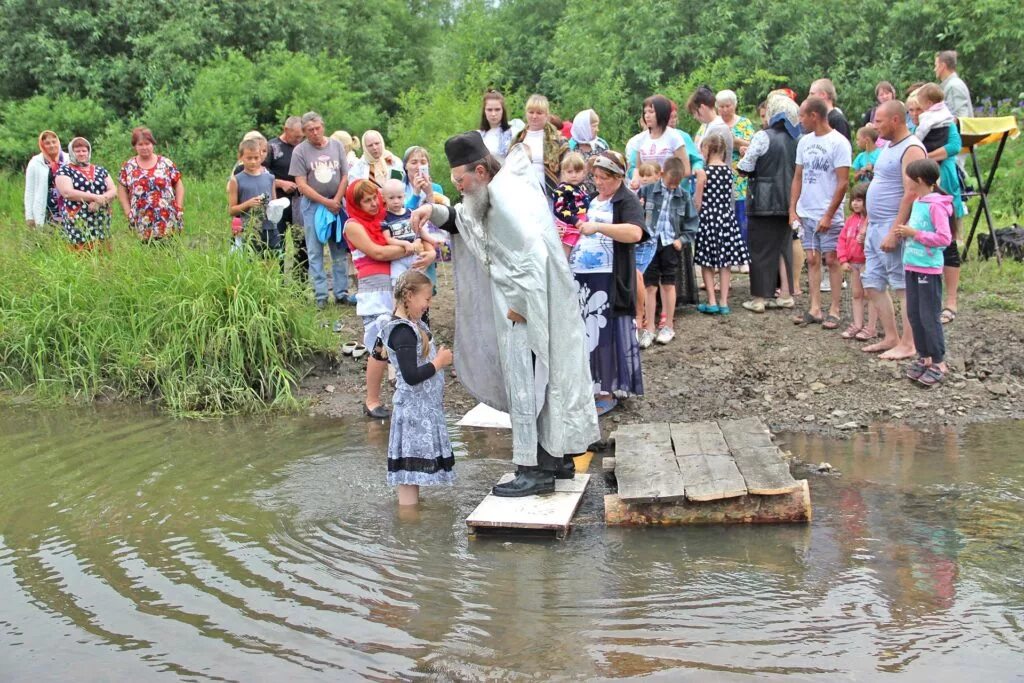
[23,50,978,504]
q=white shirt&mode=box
[569,197,615,274]
[795,129,852,225]
[525,129,546,188]
[481,128,502,157]
[636,128,686,169]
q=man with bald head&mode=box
[861,100,926,360]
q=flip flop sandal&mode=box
[905,359,928,380]
[697,303,720,314]
[793,311,823,326]
[351,344,368,359]
[841,325,863,339]
[854,329,877,341]
[917,365,945,387]
[822,314,842,330]
[595,396,618,417]
[940,308,957,324]
[341,341,358,356]
[717,306,731,315]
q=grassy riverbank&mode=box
[0,176,334,414]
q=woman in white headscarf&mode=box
[737,91,802,312]
[348,130,404,188]
[567,109,609,193]
[54,136,116,250]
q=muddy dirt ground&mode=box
[299,270,1024,438]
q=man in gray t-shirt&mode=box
[289,111,351,307]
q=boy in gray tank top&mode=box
[228,138,282,256]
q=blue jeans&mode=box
[301,197,349,303]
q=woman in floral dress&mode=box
[116,127,184,241]
[54,137,116,250]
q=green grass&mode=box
[0,173,334,414]
[960,257,1024,312]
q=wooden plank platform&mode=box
[607,418,810,525]
[466,474,590,539]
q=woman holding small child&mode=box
[571,150,646,416]
[343,179,434,419]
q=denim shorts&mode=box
[635,238,657,273]
[861,221,906,291]
[800,216,842,253]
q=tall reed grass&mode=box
[0,173,333,414]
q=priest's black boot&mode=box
[492,468,555,497]
[554,454,576,480]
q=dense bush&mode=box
[0,96,112,169]
[0,0,1021,188]
[140,49,380,172]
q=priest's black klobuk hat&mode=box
[444,131,490,168]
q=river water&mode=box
[1,406,1021,681]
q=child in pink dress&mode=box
[836,183,877,340]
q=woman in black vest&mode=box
[737,93,801,313]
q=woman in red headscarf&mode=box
[343,179,434,419]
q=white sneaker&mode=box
[820,271,831,292]
[655,326,675,344]
[638,329,655,349]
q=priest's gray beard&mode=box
[462,183,490,224]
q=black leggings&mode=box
[906,271,945,363]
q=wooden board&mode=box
[605,479,811,525]
[612,423,687,504]
[670,420,731,456]
[730,447,802,495]
[466,474,590,538]
[718,417,776,450]
[716,419,799,495]
[669,422,747,501]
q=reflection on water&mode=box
[1,407,1022,680]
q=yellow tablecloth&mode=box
[959,116,1020,151]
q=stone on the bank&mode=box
[796,392,810,401]
[831,409,848,418]
[324,384,335,393]
[803,414,815,422]
[837,421,859,430]
[809,382,826,392]
[987,383,1009,396]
